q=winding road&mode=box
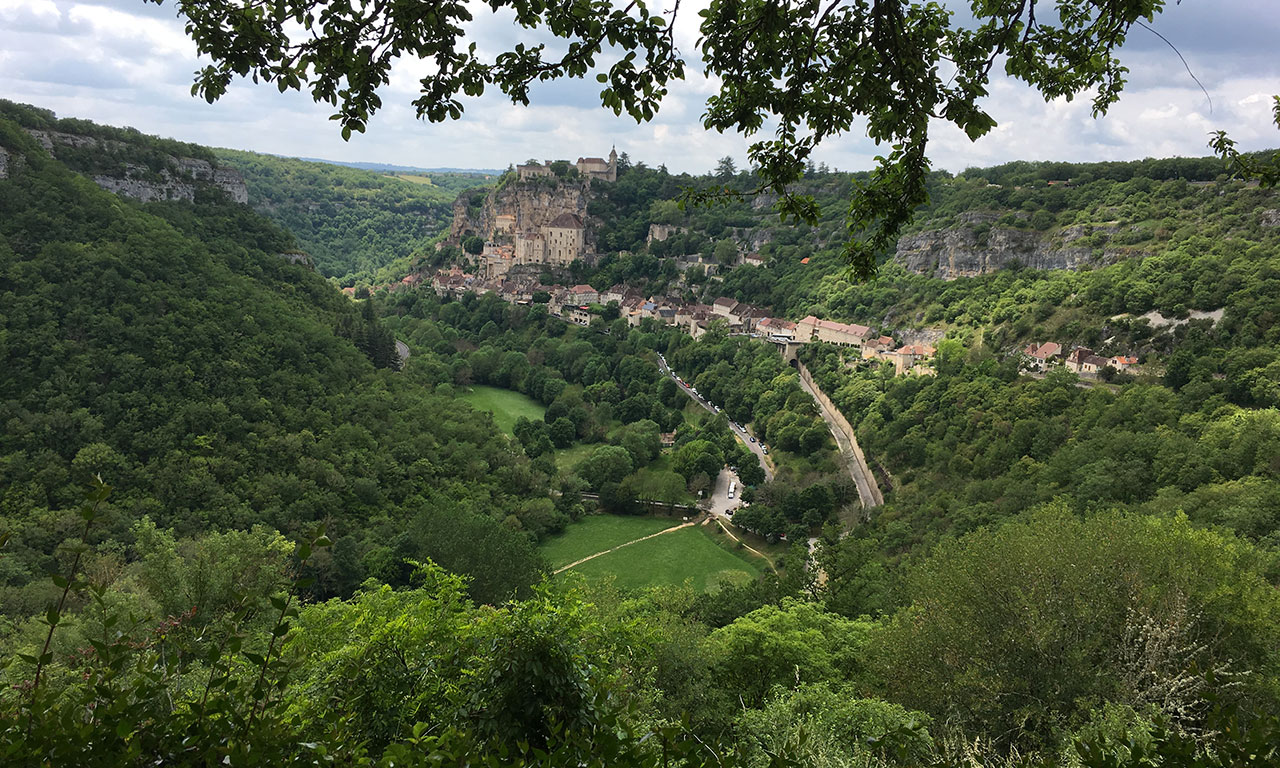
[657,356,775,483]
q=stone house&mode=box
[1065,347,1109,376]
[796,316,873,348]
[567,284,599,304]
[543,213,585,266]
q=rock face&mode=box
[277,251,314,269]
[647,223,686,243]
[1262,209,1280,228]
[896,219,1124,280]
[451,178,593,246]
[0,146,8,180]
[24,128,248,204]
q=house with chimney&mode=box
[1022,341,1063,371]
[1065,347,1110,376]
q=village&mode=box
[422,264,940,375]
[387,148,1143,383]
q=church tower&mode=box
[607,145,618,182]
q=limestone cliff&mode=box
[896,212,1128,279]
[24,128,248,204]
[0,146,8,180]
[450,178,593,246]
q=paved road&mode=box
[795,363,883,512]
[705,467,742,522]
[395,340,410,365]
[657,357,774,483]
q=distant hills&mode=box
[288,156,502,176]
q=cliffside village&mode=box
[1022,341,1139,378]
[384,149,1138,382]
[424,266,938,376]
[477,150,618,280]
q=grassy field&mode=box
[554,443,596,472]
[389,173,435,185]
[546,516,762,592]
[540,515,680,569]
[460,386,545,435]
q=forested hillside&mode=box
[0,108,545,611]
[216,149,487,286]
[4,103,1280,767]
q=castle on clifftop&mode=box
[517,147,618,183]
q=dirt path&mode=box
[553,520,698,574]
[704,517,777,573]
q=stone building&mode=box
[543,212,586,266]
[797,316,874,347]
[517,163,553,181]
[576,147,618,182]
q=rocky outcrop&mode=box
[0,146,8,180]
[896,220,1125,280]
[647,223,686,243]
[1262,209,1280,228]
[24,128,248,204]
[277,251,314,268]
[451,178,593,246]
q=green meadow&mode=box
[459,385,546,435]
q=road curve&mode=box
[395,340,410,365]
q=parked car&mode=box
[762,446,769,455]
[750,436,757,443]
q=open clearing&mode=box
[460,386,545,435]
[548,517,762,592]
[540,515,679,569]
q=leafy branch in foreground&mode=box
[150,0,1216,280]
[1210,95,1280,188]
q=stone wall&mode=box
[795,361,884,509]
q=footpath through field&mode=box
[553,520,698,574]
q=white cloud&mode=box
[0,0,1276,174]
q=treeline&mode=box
[5,484,1280,767]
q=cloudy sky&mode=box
[1,0,1277,175]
